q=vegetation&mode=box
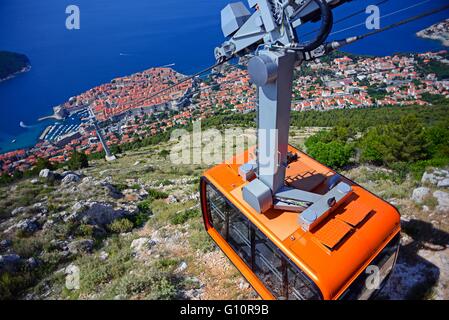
[108,218,134,233]
[417,58,449,80]
[304,110,449,178]
[146,188,169,200]
[67,150,89,170]
[0,51,30,80]
[171,209,201,225]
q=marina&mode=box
[39,108,90,142]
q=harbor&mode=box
[38,108,90,143]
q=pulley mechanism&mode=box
[215,0,353,231]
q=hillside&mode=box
[0,51,31,82]
[1,125,449,300]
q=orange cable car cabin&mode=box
[200,146,400,300]
[200,0,401,300]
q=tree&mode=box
[359,115,429,166]
[35,158,54,171]
[425,122,449,158]
[307,141,353,169]
[67,149,89,170]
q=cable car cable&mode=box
[326,2,449,51]
[140,57,232,104]
[128,1,449,111]
[302,0,390,38]
[329,0,432,37]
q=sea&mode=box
[0,0,448,153]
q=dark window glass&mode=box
[253,228,286,299]
[206,184,228,239]
[204,181,322,300]
[228,207,252,266]
[287,263,320,300]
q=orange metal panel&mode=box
[337,201,372,227]
[311,218,352,249]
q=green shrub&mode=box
[159,149,170,159]
[67,149,89,170]
[409,157,449,180]
[77,224,95,237]
[158,179,173,186]
[171,209,200,225]
[131,211,151,227]
[137,200,153,215]
[108,218,134,233]
[113,183,128,192]
[147,188,168,200]
[307,141,353,169]
[154,258,178,270]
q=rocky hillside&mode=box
[1,128,448,300]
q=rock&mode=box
[175,261,188,273]
[433,191,449,213]
[422,169,449,187]
[437,178,449,188]
[182,289,203,300]
[62,173,81,185]
[238,279,251,290]
[11,207,26,216]
[30,179,39,184]
[99,251,109,261]
[65,264,80,290]
[166,194,178,204]
[81,176,93,184]
[32,202,47,214]
[50,239,68,251]
[65,263,79,275]
[411,187,431,204]
[27,257,39,269]
[122,189,143,202]
[82,203,127,226]
[16,218,40,234]
[67,239,94,254]
[0,254,21,272]
[66,202,127,227]
[39,169,55,182]
[42,219,55,231]
[0,239,12,250]
[130,237,151,255]
[102,183,122,199]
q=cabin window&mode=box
[206,184,228,240]
[228,206,252,266]
[253,228,286,298]
[287,262,320,300]
[203,180,322,300]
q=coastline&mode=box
[0,65,31,83]
[416,19,449,47]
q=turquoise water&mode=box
[0,0,447,153]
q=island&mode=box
[417,18,449,47]
[0,50,31,82]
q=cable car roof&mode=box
[203,145,400,298]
